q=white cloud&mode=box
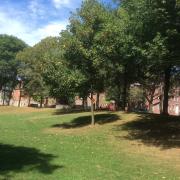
[28,0,46,19]
[52,0,72,9]
[0,12,29,41]
[0,10,68,46]
[30,21,68,45]
[29,0,39,14]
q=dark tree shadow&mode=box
[0,143,62,178]
[52,113,120,129]
[52,109,89,116]
[114,113,180,149]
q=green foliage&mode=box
[61,0,109,98]
[129,85,145,103]
[0,34,27,90]
[38,37,86,104]
[16,46,49,101]
[15,0,180,112]
[17,36,86,105]
[117,0,180,113]
[44,59,86,104]
[93,3,139,108]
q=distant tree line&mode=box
[0,0,180,119]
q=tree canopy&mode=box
[0,34,27,90]
[11,0,180,117]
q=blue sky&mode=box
[0,0,114,46]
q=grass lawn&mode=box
[0,107,179,180]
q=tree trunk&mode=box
[18,89,22,107]
[82,97,87,110]
[149,102,153,113]
[45,97,48,107]
[144,84,156,113]
[40,96,43,108]
[28,97,31,107]
[117,86,121,109]
[7,90,12,106]
[123,66,127,111]
[18,81,22,107]
[96,92,100,110]
[158,83,163,114]
[90,93,95,125]
[123,85,127,111]
[2,89,5,106]
[162,67,171,115]
[159,95,163,114]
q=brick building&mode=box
[0,85,55,107]
[149,87,180,116]
[75,93,108,109]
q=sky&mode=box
[0,0,114,46]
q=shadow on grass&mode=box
[0,143,62,178]
[52,113,120,129]
[52,109,89,116]
[114,113,180,149]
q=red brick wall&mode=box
[148,88,180,116]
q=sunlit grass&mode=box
[0,107,179,179]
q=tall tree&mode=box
[61,0,109,124]
[120,0,180,114]
[0,34,27,105]
[16,39,52,107]
[93,3,139,110]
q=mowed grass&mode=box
[0,107,179,180]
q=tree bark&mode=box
[40,96,43,108]
[28,96,31,107]
[82,97,87,110]
[18,81,22,107]
[144,84,156,113]
[7,90,12,106]
[116,84,122,109]
[162,67,171,115]
[18,89,22,107]
[159,84,163,114]
[90,93,95,125]
[123,66,127,111]
[2,89,5,106]
[45,97,48,107]
[96,92,100,110]
[149,102,153,113]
